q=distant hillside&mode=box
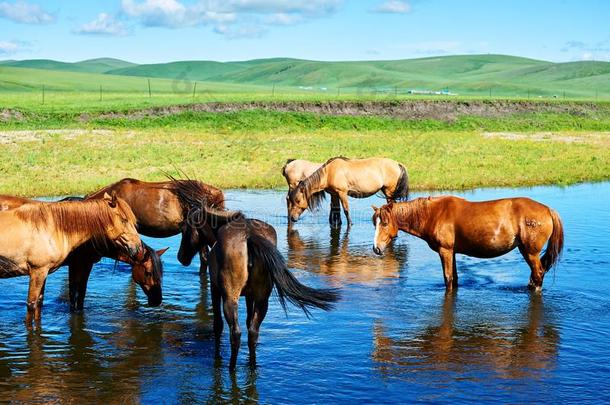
[1,54,609,98]
[1,57,135,74]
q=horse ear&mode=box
[157,247,169,256]
[103,191,118,208]
[371,205,379,212]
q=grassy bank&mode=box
[0,124,608,197]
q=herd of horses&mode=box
[0,156,564,370]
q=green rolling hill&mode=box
[1,54,609,98]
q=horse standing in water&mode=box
[0,194,166,310]
[0,194,143,325]
[372,197,564,291]
[282,159,323,222]
[288,157,409,228]
[59,177,223,309]
[175,182,339,370]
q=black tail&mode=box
[247,231,339,317]
[541,209,564,272]
[393,164,409,201]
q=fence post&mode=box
[148,79,152,98]
[272,83,275,97]
[99,85,103,101]
[192,82,197,102]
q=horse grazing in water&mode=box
[372,197,564,292]
[0,194,166,310]
[288,157,409,228]
[177,193,339,370]
[282,159,324,222]
[0,193,143,325]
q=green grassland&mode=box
[0,126,607,197]
[1,54,609,196]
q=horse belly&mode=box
[455,225,518,258]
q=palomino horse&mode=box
[282,159,325,222]
[288,157,409,228]
[0,194,166,310]
[372,197,564,291]
[0,193,143,325]
[175,184,339,369]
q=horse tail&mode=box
[247,231,339,318]
[541,209,564,272]
[393,164,409,201]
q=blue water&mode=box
[1,183,609,403]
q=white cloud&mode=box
[75,13,129,36]
[0,0,54,24]
[562,39,610,61]
[120,0,342,38]
[373,1,410,14]
[0,39,29,55]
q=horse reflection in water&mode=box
[287,227,408,285]
[372,293,559,380]
[0,272,260,403]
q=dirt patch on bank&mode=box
[483,131,610,145]
[0,109,25,122]
[0,129,114,144]
[81,100,604,122]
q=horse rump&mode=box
[393,164,409,201]
[247,231,339,317]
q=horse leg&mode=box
[223,296,241,371]
[248,298,268,368]
[519,246,545,292]
[199,245,209,275]
[211,282,224,342]
[329,193,342,228]
[68,261,94,312]
[26,268,50,326]
[439,248,457,291]
[337,192,352,228]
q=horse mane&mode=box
[289,157,349,211]
[282,159,296,177]
[391,198,430,231]
[0,255,22,277]
[167,175,225,213]
[14,198,136,248]
[143,242,163,281]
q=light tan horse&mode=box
[0,193,143,325]
[372,196,564,291]
[282,159,329,223]
[288,157,409,228]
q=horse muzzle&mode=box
[373,246,383,256]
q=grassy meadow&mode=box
[1,54,609,196]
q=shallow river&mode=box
[1,183,609,403]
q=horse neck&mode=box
[35,202,112,251]
[305,166,328,194]
[392,200,429,238]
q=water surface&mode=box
[1,183,609,403]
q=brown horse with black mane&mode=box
[176,181,339,370]
[372,196,564,292]
[59,177,223,307]
[288,157,408,228]
[0,194,143,325]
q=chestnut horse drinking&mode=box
[0,194,166,310]
[372,196,564,291]
[176,183,339,370]
[0,194,143,325]
[288,157,409,228]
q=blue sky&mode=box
[0,0,609,63]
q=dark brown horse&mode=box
[64,177,223,309]
[372,196,564,291]
[176,185,339,370]
[0,194,166,310]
